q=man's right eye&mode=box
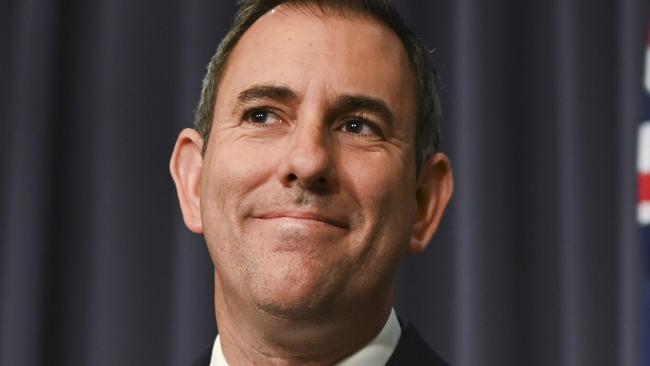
[244,109,281,126]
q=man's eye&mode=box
[341,119,381,137]
[245,109,281,126]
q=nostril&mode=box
[287,173,298,182]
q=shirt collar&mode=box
[210,308,401,366]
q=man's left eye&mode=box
[341,119,380,137]
[244,109,281,126]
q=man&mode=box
[170,0,453,365]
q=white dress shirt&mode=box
[210,308,402,366]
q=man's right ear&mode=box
[170,128,204,234]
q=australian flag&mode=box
[640,24,650,366]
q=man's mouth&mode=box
[253,211,349,229]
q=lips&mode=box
[253,211,349,229]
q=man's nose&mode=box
[277,122,337,193]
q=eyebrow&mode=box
[235,84,298,109]
[234,84,394,125]
[334,95,394,126]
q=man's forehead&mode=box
[249,4,398,48]
[216,5,415,114]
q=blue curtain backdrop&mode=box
[0,0,647,365]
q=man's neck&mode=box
[211,309,402,366]
[213,279,394,366]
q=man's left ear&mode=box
[409,153,454,254]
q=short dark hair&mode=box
[194,0,441,172]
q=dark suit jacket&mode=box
[191,320,448,366]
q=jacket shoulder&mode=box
[386,321,449,366]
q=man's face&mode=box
[200,7,420,319]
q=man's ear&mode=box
[408,153,454,254]
[170,128,205,234]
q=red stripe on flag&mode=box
[640,173,650,201]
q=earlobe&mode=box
[408,153,454,254]
[170,128,205,234]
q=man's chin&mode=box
[250,271,344,322]
[255,294,338,322]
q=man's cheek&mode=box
[216,142,278,181]
[351,166,406,204]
